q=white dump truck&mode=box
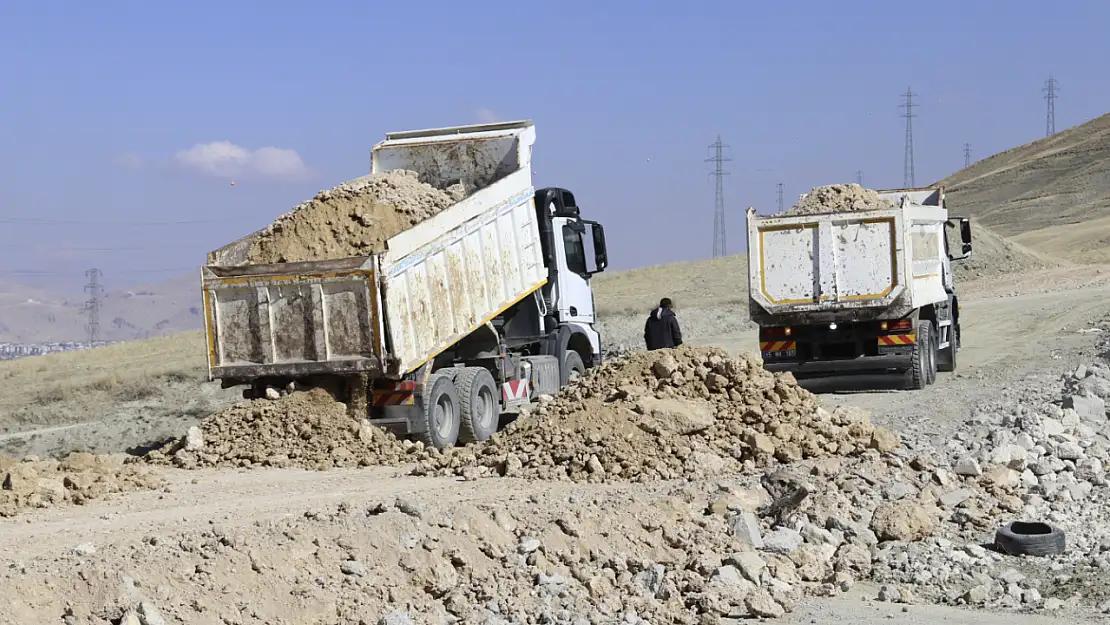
[201,120,609,447]
[745,186,972,389]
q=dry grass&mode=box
[0,332,209,433]
[593,254,749,315]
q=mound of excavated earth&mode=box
[245,170,468,265]
[0,452,163,517]
[777,183,893,217]
[147,387,419,470]
[416,346,901,482]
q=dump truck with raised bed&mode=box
[201,120,609,447]
[745,186,973,389]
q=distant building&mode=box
[0,341,119,361]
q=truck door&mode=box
[553,216,596,324]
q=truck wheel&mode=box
[904,321,931,391]
[938,324,958,373]
[564,351,586,384]
[420,373,461,449]
[456,367,499,444]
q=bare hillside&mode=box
[0,272,203,343]
[939,112,1110,262]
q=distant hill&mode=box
[0,272,203,343]
[938,112,1110,262]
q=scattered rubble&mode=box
[244,170,470,265]
[0,452,164,517]
[860,361,1110,612]
[128,345,1110,618]
[777,183,893,217]
[414,346,899,482]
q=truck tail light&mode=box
[879,319,913,332]
[762,326,792,338]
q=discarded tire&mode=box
[994,521,1066,556]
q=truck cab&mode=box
[533,187,608,377]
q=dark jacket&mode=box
[644,306,683,351]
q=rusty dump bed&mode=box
[202,121,546,382]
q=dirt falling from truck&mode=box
[777,183,893,217]
[245,170,470,265]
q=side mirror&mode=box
[588,221,608,273]
[946,217,973,261]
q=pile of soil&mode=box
[0,452,164,517]
[415,346,899,482]
[146,388,419,470]
[245,170,468,264]
[778,184,893,216]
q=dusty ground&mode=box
[3,259,1110,623]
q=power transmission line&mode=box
[776,183,784,213]
[0,216,248,226]
[963,143,972,168]
[1044,74,1059,137]
[83,269,103,344]
[0,266,198,277]
[899,87,917,188]
[856,170,863,186]
[706,136,732,258]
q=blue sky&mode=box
[1,0,1108,294]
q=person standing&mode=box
[644,297,683,351]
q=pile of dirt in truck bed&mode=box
[245,170,469,265]
[777,183,893,217]
[415,345,899,482]
[146,388,420,470]
[1,452,164,517]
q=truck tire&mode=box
[926,322,939,385]
[938,324,958,373]
[993,521,1066,557]
[904,321,931,391]
[420,373,461,450]
[456,367,499,444]
[564,350,586,384]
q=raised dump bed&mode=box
[202,121,545,381]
